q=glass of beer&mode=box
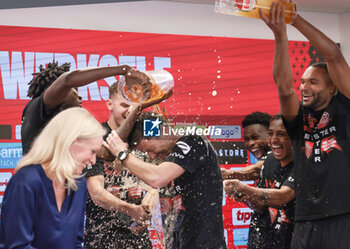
[118,70,174,105]
[215,0,297,24]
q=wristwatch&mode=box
[117,150,130,164]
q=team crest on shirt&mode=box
[268,208,292,226]
[303,111,342,163]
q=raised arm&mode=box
[103,130,185,189]
[292,15,350,99]
[118,86,173,142]
[44,65,149,110]
[97,87,173,161]
[260,2,299,122]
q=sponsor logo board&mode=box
[233,228,249,246]
[209,125,241,139]
[232,207,252,226]
[0,172,12,192]
[0,143,22,169]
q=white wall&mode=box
[0,1,347,61]
[339,11,350,63]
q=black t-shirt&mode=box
[283,92,350,221]
[84,122,152,249]
[248,153,295,249]
[21,94,60,154]
[165,135,227,249]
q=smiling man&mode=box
[221,112,271,181]
[242,112,272,160]
[260,3,350,249]
[224,114,295,249]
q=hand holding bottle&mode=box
[215,0,296,24]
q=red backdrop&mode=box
[0,25,315,248]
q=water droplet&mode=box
[212,90,217,96]
[217,75,221,79]
[208,106,211,110]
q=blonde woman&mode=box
[0,107,105,249]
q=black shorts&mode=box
[291,213,350,249]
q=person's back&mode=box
[167,135,226,248]
[104,112,227,249]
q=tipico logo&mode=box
[143,120,222,137]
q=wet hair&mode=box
[109,81,119,98]
[27,61,70,98]
[242,112,272,129]
[128,111,168,149]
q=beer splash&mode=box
[124,82,166,104]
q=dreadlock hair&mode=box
[27,61,71,98]
[242,111,272,129]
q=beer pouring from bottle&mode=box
[215,0,296,24]
[97,71,174,162]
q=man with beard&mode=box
[260,3,350,248]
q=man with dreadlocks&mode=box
[21,61,149,154]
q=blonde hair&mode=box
[16,107,106,191]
